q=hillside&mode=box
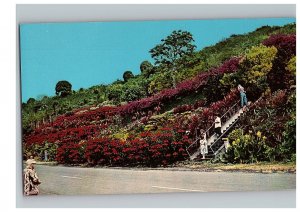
[21,23,295,132]
[22,23,296,166]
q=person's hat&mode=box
[26,159,37,165]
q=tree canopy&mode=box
[149,30,196,68]
[55,80,72,97]
[140,60,154,77]
[123,70,134,82]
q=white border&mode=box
[0,0,298,210]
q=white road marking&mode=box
[61,175,82,179]
[152,185,204,192]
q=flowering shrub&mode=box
[173,104,193,114]
[83,128,191,167]
[119,57,240,116]
[23,57,240,166]
[236,89,295,162]
[262,34,296,59]
[225,129,269,163]
[238,45,277,98]
[56,139,86,164]
[188,89,239,135]
[262,34,296,91]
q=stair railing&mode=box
[186,100,240,157]
[209,101,241,154]
[209,117,239,155]
[210,95,264,157]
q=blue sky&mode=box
[20,18,295,102]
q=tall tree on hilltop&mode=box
[149,30,196,87]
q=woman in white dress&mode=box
[199,129,208,159]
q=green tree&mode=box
[140,60,154,77]
[107,83,123,103]
[121,78,147,102]
[55,80,72,97]
[149,30,196,67]
[123,71,134,82]
[149,30,196,87]
[26,98,36,104]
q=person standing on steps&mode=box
[238,84,248,111]
[214,113,222,138]
[199,129,208,159]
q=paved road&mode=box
[34,165,296,195]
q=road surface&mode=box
[34,165,296,195]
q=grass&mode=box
[173,161,296,173]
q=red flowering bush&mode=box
[119,57,240,116]
[262,34,296,91]
[262,34,296,59]
[23,57,239,166]
[269,89,288,109]
[173,104,193,114]
[188,89,239,135]
[56,139,86,164]
[83,128,191,167]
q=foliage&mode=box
[149,30,196,68]
[225,129,269,163]
[120,79,147,102]
[286,56,296,76]
[228,89,296,162]
[56,139,86,164]
[238,45,277,99]
[123,70,134,82]
[27,98,36,104]
[51,127,191,166]
[280,116,296,161]
[106,83,123,103]
[22,23,295,131]
[263,34,296,91]
[22,23,296,166]
[140,60,154,77]
[55,80,72,97]
[147,70,173,95]
[286,56,296,85]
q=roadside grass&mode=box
[34,160,296,174]
[173,161,296,173]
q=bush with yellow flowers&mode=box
[225,129,270,163]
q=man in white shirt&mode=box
[214,114,222,137]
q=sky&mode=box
[20,18,295,102]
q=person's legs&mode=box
[242,93,248,111]
[240,93,244,107]
[243,93,248,106]
[215,127,221,137]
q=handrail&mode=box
[186,99,240,157]
[210,95,265,157]
[220,101,239,120]
[209,118,239,155]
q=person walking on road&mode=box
[199,129,208,159]
[238,84,248,111]
[23,157,41,195]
